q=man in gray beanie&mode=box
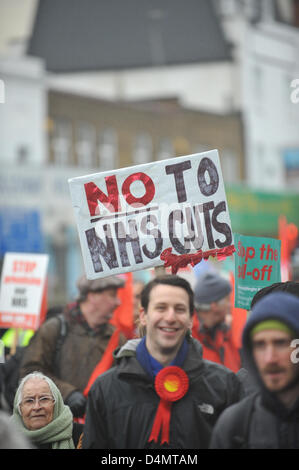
[20,274,126,418]
[192,271,241,372]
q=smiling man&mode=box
[82,274,243,449]
[139,281,193,366]
[210,291,299,449]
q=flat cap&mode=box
[76,274,125,296]
[194,271,231,305]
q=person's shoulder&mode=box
[31,315,62,337]
[217,392,258,424]
[28,314,69,347]
[210,393,258,449]
[89,365,118,393]
[0,411,32,449]
[199,359,245,396]
[88,344,140,395]
[229,392,258,410]
[188,338,239,381]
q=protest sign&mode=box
[0,252,49,330]
[69,150,234,279]
[234,233,281,310]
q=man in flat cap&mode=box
[20,275,126,418]
[192,271,241,372]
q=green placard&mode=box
[226,186,299,236]
[234,233,281,310]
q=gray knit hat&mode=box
[76,274,125,298]
[194,271,231,305]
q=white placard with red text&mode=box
[68,150,233,279]
[0,252,49,330]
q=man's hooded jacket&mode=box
[210,292,299,449]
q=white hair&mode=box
[16,372,56,414]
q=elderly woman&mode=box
[11,371,82,449]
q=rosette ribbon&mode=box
[148,366,189,445]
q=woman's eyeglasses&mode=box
[21,396,55,408]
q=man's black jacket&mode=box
[82,337,243,449]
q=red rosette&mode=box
[148,366,189,445]
[154,366,189,402]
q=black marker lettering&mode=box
[211,201,232,248]
[85,226,119,273]
[115,220,143,267]
[165,160,191,203]
[140,214,163,259]
[197,158,219,196]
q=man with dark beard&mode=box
[210,291,299,449]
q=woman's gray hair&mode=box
[16,371,57,414]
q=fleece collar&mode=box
[115,336,203,381]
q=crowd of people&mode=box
[0,268,299,449]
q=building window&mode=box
[242,0,259,21]
[51,118,72,166]
[132,133,153,165]
[0,78,5,104]
[44,232,67,305]
[285,73,295,113]
[283,148,299,188]
[253,65,263,100]
[173,136,191,157]
[216,0,237,16]
[98,128,118,171]
[255,142,271,183]
[276,0,294,24]
[193,143,212,154]
[221,149,240,184]
[16,145,30,164]
[157,138,174,160]
[75,121,96,168]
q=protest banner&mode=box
[234,233,281,310]
[0,252,49,330]
[69,150,234,280]
[278,215,298,281]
